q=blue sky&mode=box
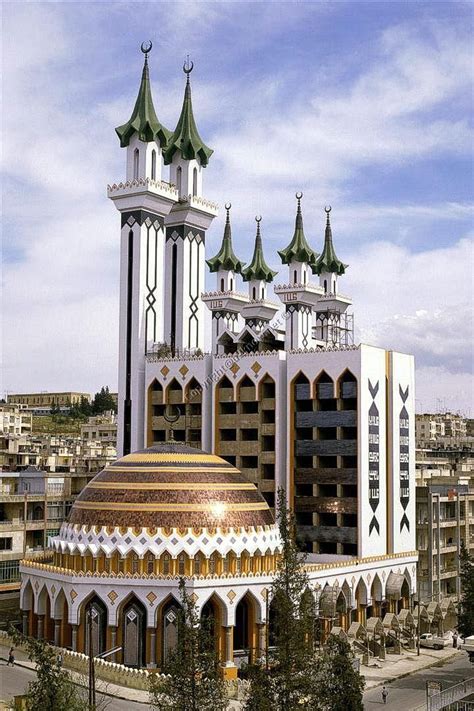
[3,1,473,413]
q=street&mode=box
[0,660,151,710]
[364,651,474,710]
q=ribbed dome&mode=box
[68,443,274,529]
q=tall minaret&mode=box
[313,206,352,346]
[163,60,217,354]
[108,43,178,456]
[203,204,248,353]
[274,193,323,350]
[241,217,279,330]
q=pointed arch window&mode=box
[163,553,170,575]
[294,269,298,284]
[230,278,233,291]
[151,149,157,180]
[194,554,201,575]
[252,287,256,300]
[261,287,265,299]
[303,270,307,284]
[220,278,225,292]
[324,279,327,294]
[176,166,182,196]
[133,149,139,180]
[146,553,154,575]
[192,167,198,196]
[178,553,185,576]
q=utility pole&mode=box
[87,608,96,711]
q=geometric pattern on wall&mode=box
[399,385,410,532]
[368,379,380,535]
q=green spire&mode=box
[163,61,213,167]
[314,206,348,275]
[206,203,245,274]
[278,192,319,270]
[242,217,278,283]
[115,43,171,148]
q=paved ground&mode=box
[363,651,474,710]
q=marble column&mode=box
[22,612,28,636]
[257,623,266,659]
[224,626,233,664]
[71,624,78,652]
[37,615,44,640]
[54,619,61,647]
[110,627,117,662]
[148,629,157,668]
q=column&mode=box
[148,629,157,668]
[71,624,78,652]
[54,619,61,646]
[110,627,117,662]
[22,612,28,636]
[257,623,266,659]
[37,615,44,639]
[222,626,237,680]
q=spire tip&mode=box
[140,41,152,60]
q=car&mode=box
[419,633,445,650]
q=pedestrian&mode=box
[57,652,63,667]
[7,647,15,666]
[381,686,388,704]
[453,631,458,649]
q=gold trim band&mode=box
[107,467,238,474]
[87,482,256,491]
[120,453,225,463]
[73,501,268,512]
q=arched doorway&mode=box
[161,597,181,668]
[84,595,107,657]
[234,592,257,666]
[122,597,146,668]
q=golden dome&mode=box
[68,443,274,530]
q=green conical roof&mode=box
[278,193,319,270]
[115,53,171,148]
[207,204,245,274]
[242,218,278,283]
[163,66,213,167]
[314,207,348,276]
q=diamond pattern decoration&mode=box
[251,362,262,375]
[230,363,240,377]
[127,609,137,622]
[146,591,157,606]
[98,536,104,543]
[108,590,118,605]
[51,585,56,597]
[70,589,77,602]
[260,588,269,600]
[140,537,147,545]
[227,590,236,603]
[155,537,163,545]
[216,537,223,545]
[190,593,199,604]
[111,537,117,544]
[202,538,209,545]
[179,364,189,378]
[187,538,194,545]
[34,581,39,593]
[171,538,178,546]
[166,610,177,623]
[125,537,132,545]
[160,365,170,377]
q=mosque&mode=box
[20,43,418,677]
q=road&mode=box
[364,651,474,710]
[0,659,152,710]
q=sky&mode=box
[2,0,473,414]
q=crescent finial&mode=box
[324,205,332,214]
[255,215,262,223]
[225,202,232,211]
[183,55,194,76]
[140,41,152,58]
[164,404,181,425]
[296,191,303,201]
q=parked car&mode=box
[462,635,474,654]
[419,633,445,650]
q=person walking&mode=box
[453,631,458,649]
[7,647,15,666]
[381,686,388,704]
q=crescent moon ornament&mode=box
[183,59,194,75]
[164,405,181,424]
[296,191,303,200]
[225,202,232,211]
[325,205,332,214]
[141,41,152,57]
[255,215,262,223]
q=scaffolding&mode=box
[313,309,354,347]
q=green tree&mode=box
[9,630,87,711]
[92,386,117,414]
[313,635,365,711]
[244,488,318,711]
[149,578,226,711]
[79,396,92,417]
[458,540,474,637]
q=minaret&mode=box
[163,59,217,354]
[274,193,323,350]
[241,217,279,330]
[313,206,353,346]
[108,42,178,456]
[202,204,248,353]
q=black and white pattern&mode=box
[368,379,380,535]
[399,385,410,532]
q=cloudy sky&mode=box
[3,1,473,414]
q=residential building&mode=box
[0,404,33,436]
[80,411,117,446]
[7,391,91,416]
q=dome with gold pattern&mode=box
[68,443,274,529]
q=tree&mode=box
[458,540,474,638]
[313,635,364,711]
[92,386,117,415]
[9,630,87,711]
[149,578,226,711]
[244,488,318,711]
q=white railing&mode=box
[429,677,474,710]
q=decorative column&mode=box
[257,622,266,659]
[222,626,237,680]
[37,615,44,640]
[110,627,117,662]
[71,624,78,652]
[22,612,28,636]
[148,629,157,668]
[54,619,61,646]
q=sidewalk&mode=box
[361,646,463,690]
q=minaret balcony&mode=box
[166,194,219,230]
[107,177,178,213]
[274,282,324,308]
[241,298,279,322]
[201,289,249,313]
[315,292,352,312]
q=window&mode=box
[131,553,139,574]
[252,287,256,300]
[151,149,156,180]
[324,279,327,294]
[146,554,154,575]
[163,553,170,575]
[178,553,185,575]
[230,278,233,290]
[220,278,224,292]
[0,538,12,551]
[176,166,182,195]
[209,555,216,575]
[0,559,19,582]
[294,269,297,284]
[133,148,139,180]
[194,555,201,575]
[192,167,198,196]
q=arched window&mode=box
[146,553,154,575]
[194,555,201,575]
[261,287,265,299]
[209,555,216,575]
[163,553,170,575]
[176,166,182,196]
[294,269,297,284]
[192,167,198,196]
[252,287,256,300]
[324,279,327,294]
[304,270,307,284]
[133,148,139,180]
[220,278,224,292]
[178,553,185,575]
[151,149,156,180]
[223,555,229,574]
[131,552,139,574]
[333,278,336,294]
[230,278,233,290]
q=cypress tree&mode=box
[458,541,474,638]
[313,635,365,711]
